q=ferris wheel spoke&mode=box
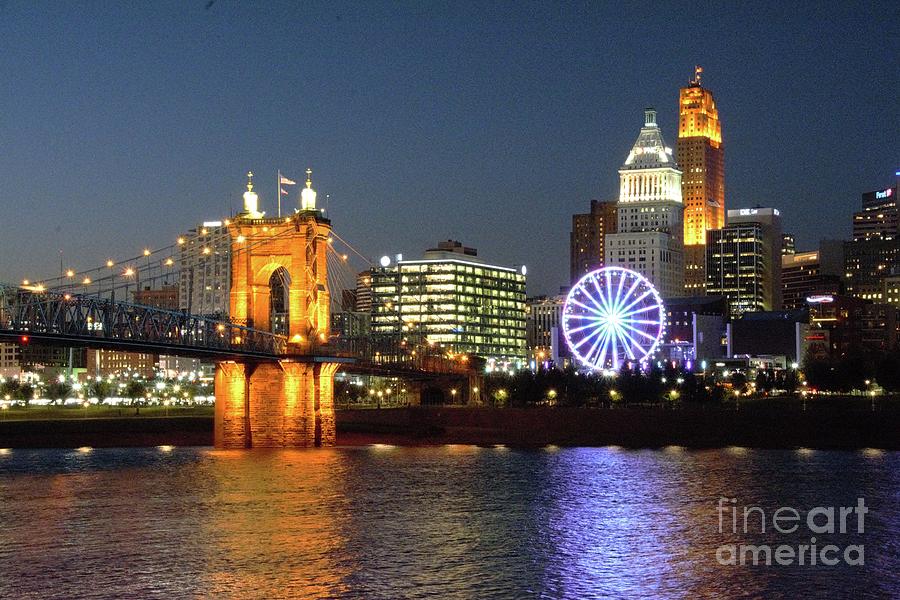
[617,289,653,316]
[604,270,615,314]
[566,319,608,335]
[571,321,606,349]
[611,270,628,313]
[619,303,661,318]
[610,322,620,369]
[589,276,610,314]
[627,319,664,325]
[568,298,604,317]
[618,327,646,360]
[618,320,658,340]
[619,276,642,312]
[585,325,611,367]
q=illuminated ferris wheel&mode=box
[562,267,665,371]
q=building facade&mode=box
[844,238,900,301]
[178,221,231,318]
[370,240,527,365]
[853,184,899,241]
[605,108,684,299]
[706,208,783,317]
[845,183,900,301]
[781,250,842,310]
[525,294,568,365]
[677,67,724,294]
[782,233,796,256]
[570,200,617,283]
[0,343,20,378]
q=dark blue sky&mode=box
[0,1,897,295]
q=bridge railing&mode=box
[0,284,286,357]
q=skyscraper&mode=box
[677,66,724,294]
[706,208,782,317]
[605,108,684,298]
[845,181,900,300]
[570,199,617,283]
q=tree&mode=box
[89,380,113,404]
[45,381,72,402]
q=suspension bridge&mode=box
[0,172,479,448]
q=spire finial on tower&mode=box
[301,167,317,210]
[644,107,657,127]
[691,65,703,86]
[242,170,263,218]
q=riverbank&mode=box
[0,402,898,449]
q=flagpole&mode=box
[277,169,282,218]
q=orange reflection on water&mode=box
[200,449,352,598]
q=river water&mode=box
[0,446,898,599]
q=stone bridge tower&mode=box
[214,171,340,448]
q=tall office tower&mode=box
[706,208,782,317]
[570,200,617,283]
[782,233,796,256]
[177,220,232,318]
[677,66,724,294]
[845,181,900,300]
[354,270,373,312]
[852,183,899,241]
[605,108,684,298]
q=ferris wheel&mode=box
[562,266,666,371]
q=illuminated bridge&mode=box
[1,173,478,448]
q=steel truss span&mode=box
[562,267,665,371]
[0,284,285,359]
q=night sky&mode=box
[0,1,896,295]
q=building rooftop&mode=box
[621,108,677,171]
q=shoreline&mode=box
[0,404,897,450]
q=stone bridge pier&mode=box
[214,360,339,448]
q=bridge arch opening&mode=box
[269,267,291,336]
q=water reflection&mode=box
[0,447,897,599]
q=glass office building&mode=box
[370,241,527,366]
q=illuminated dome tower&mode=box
[605,108,684,298]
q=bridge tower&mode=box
[215,170,340,448]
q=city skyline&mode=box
[0,2,896,296]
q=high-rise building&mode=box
[843,238,900,301]
[677,67,724,294]
[782,233,796,256]
[781,250,842,310]
[526,294,568,365]
[370,240,527,365]
[845,181,900,300]
[852,184,899,241]
[706,208,782,317]
[570,200,617,283]
[354,270,373,313]
[177,221,232,318]
[605,108,684,298]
